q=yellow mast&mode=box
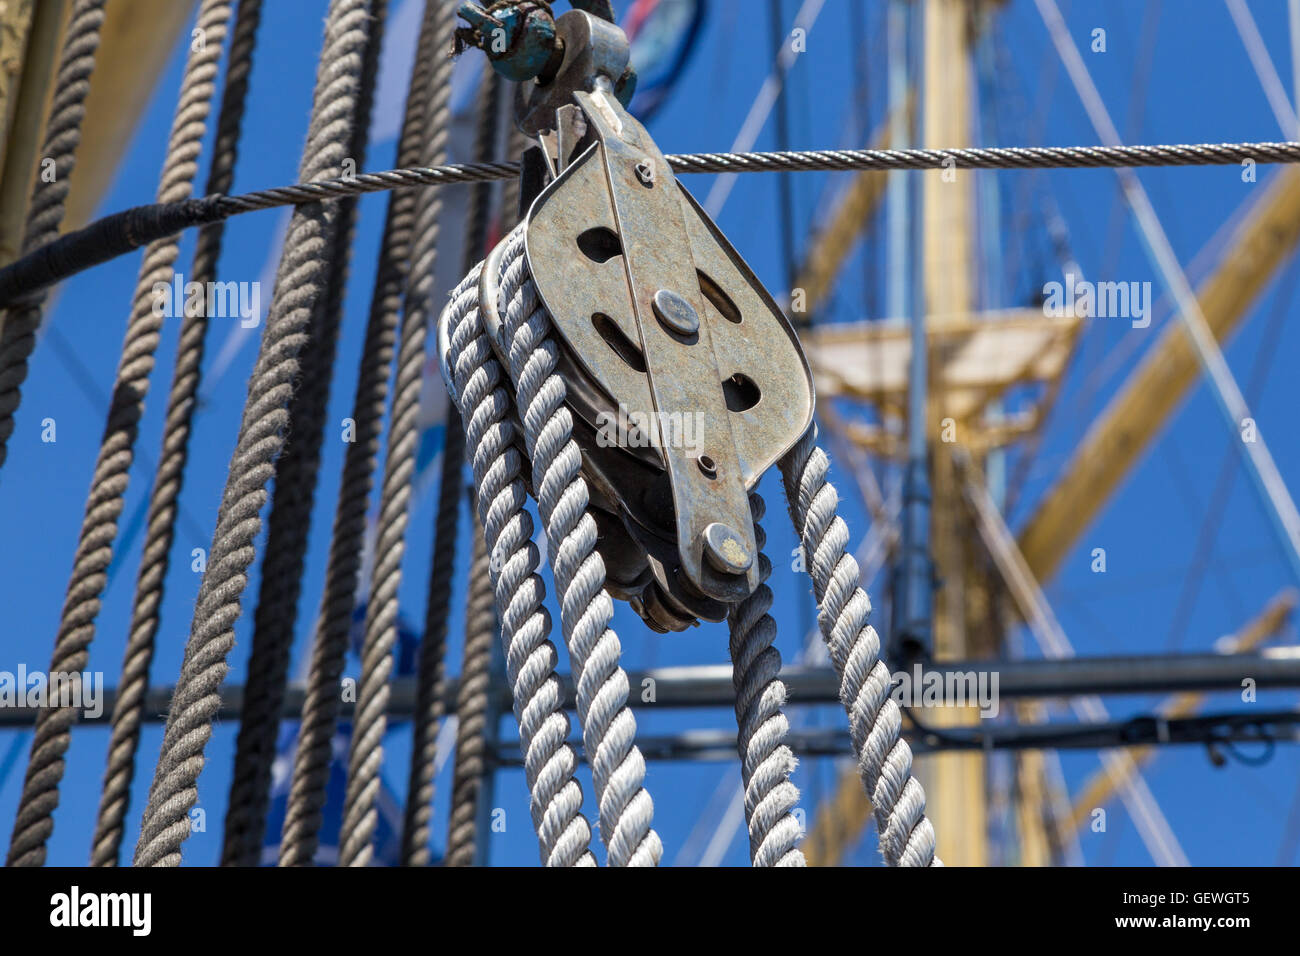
[0,0,68,267]
[917,0,988,867]
[796,1,1300,868]
[0,0,195,266]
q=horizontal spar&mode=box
[1,649,1297,726]
[491,708,1300,763]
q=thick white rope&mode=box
[497,227,662,867]
[779,429,941,867]
[447,263,596,867]
[450,220,941,868]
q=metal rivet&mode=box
[696,454,717,478]
[700,522,753,576]
[635,159,655,186]
[652,289,700,337]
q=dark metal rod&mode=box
[488,709,1300,764]
[0,650,1296,726]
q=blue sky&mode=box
[1,0,1298,866]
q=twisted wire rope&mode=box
[8,139,1300,308]
[91,0,264,869]
[214,139,1300,215]
[133,0,373,868]
[6,0,232,868]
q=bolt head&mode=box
[701,522,753,576]
[652,289,700,337]
[634,159,655,186]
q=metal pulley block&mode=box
[484,10,814,631]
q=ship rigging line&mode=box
[4,139,1300,309]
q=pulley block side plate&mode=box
[522,153,814,485]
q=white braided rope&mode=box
[497,227,662,867]
[447,264,596,867]
[779,429,941,867]
[729,492,805,866]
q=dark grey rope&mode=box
[398,334,462,866]
[90,0,263,869]
[6,0,231,868]
[133,0,373,868]
[396,467,461,867]
[0,0,106,475]
[219,0,386,869]
[728,493,804,866]
[338,0,456,868]
[439,122,531,868]
[6,139,1299,307]
[442,517,496,866]
[277,0,445,869]
[401,62,501,868]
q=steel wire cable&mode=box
[6,139,1300,308]
[219,0,387,869]
[90,0,264,869]
[133,0,373,868]
[7,0,232,868]
[210,141,1300,217]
